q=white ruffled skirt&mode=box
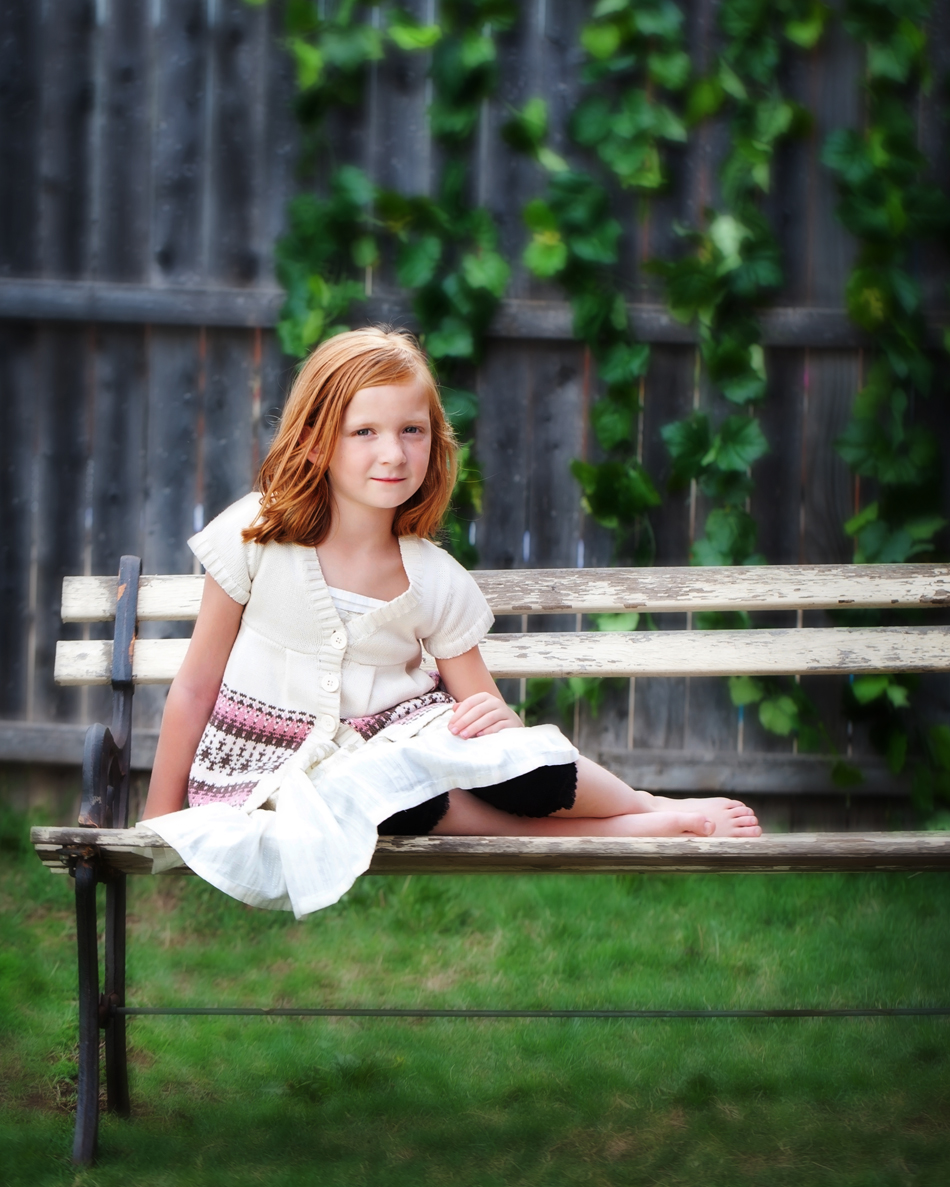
[139,705,576,919]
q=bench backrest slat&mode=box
[61,564,950,623]
[54,626,950,686]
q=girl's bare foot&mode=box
[652,796,762,837]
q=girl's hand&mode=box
[447,692,522,739]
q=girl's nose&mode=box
[378,433,407,464]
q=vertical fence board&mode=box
[0,0,41,275]
[39,0,95,277]
[209,0,265,284]
[90,327,148,573]
[0,325,38,716]
[152,0,209,281]
[98,1,151,281]
[31,326,89,722]
[203,328,254,520]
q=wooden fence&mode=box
[1,0,948,826]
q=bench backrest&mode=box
[55,565,950,686]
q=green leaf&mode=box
[759,695,799,736]
[591,398,634,451]
[290,38,323,90]
[523,234,568,278]
[728,675,765,707]
[785,2,829,48]
[686,75,724,124]
[705,416,769,471]
[537,147,569,173]
[570,459,661,527]
[633,1,683,38]
[599,341,650,385]
[350,235,378,268]
[396,236,442,288]
[581,22,622,60]
[501,98,548,153]
[831,760,864,789]
[851,675,889,704]
[461,250,510,297]
[843,502,879,536]
[459,31,496,70]
[661,414,710,486]
[568,219,622,264]
[905,515,947,542]
[440,388,479,433]
[333,165,375,208]
[718,60,747,101]
[571,97,612,147]
[929,725,950,772]
[647,49,691,91]
[592,612,640,632]
[426,317,473,359]
[523,198,558,234]
[388,23,442,51]
[886,683,910,709]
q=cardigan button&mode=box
[320,673,340,692]
[319,714,337,734]
[329,629,347,650]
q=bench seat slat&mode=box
[30,826,950,875]
[54,626,950,685]
[61,563,950,623]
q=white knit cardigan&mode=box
[185,491,495,809]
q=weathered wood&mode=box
[61,564,950,623]
[152,0,209,282]
[598,749,899,796]
[52,625,950,687]
[0,0,41,275]
[3,279,947,346]
[0,324,37,716]
[98,3,150,281]
[31,825,950,877]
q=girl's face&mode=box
[315,378,432,517]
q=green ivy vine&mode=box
[259,0,949,792]
[270,0,517,565]
[822,0,950,811]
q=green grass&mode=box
[2,812,950,1185]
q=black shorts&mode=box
[377,762,578,836]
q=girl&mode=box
[140,328,760,917]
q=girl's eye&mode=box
[354,428,372,436]
[404,425,425,435]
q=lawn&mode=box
[2,809,949,1186]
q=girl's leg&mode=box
[431,788,719,838]
[553,756,761,836]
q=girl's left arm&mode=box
[436,645,523,738]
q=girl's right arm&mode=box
[140,573,245,820]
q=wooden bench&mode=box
[31,557,950,1164]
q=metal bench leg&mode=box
[73,859,100,1165]
[104,874,130,1117]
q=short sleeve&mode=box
[421,548,494,659]
[188,492,264,605]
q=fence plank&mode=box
[32,327,89,722]
[97,1,150,281]
[0,0,41,275]
[209,0,265,285]
[203,328,254,521]
[0,325,38,716]
[38,0,95,278]
[152,0,209,281]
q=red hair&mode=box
[243,327,456,546]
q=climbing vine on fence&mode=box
[823,0,950,809]
[260,0,949,779]
[270,0,517,565]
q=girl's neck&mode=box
[316,501,409,601]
